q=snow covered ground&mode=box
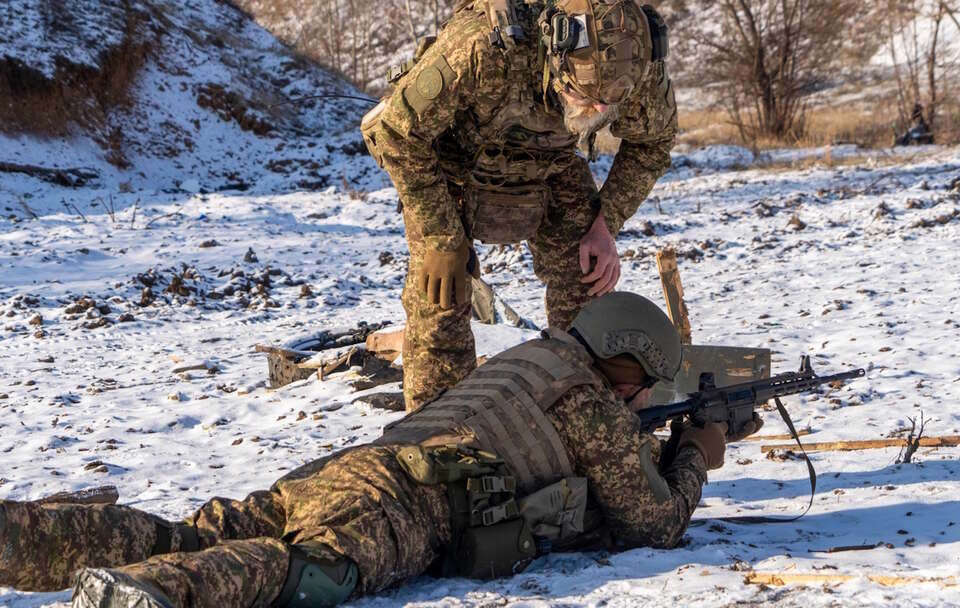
[1,143,960,607]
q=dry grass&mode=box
[677,106,895,150]
[676,101,960,151]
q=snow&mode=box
[0,0,382,213]
[3,2,960,604]
[0,0,130,78]
[2,142,959,607]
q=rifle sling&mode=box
[695,396,817,526]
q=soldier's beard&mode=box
[561,102,619,141]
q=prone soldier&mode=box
[361,0,679,410]
[0,292,760,608]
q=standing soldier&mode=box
[1,293,759,608]
[361,0,678,410]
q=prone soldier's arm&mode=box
[597,61,678,234]
[364,13,507,252]
[549,386,706,549]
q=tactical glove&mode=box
[726,413,764,443]
[420,241,470,310]
[677,422,727,471]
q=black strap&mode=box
[695,397,817,525]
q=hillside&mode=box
[0,0,382,214]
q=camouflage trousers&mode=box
[0,446,451,606]
[403,157,600,411]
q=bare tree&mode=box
[687,0,859,142]
[233,0,460,93]
[885,0,959,133]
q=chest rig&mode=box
[376,329,599,495]
[376,330,600,579]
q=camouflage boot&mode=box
[71,568,174,608]
[72,538,292,608]
[0,500,197,592]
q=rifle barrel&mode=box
[635,367,864,430]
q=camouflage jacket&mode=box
[362,0,678,252]
[548,380,707,549]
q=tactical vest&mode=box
[376,329,600,496]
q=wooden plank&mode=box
[760,435,960,453]
[745,571,957,588]
[655,248,692,344]
[744,429,813,441]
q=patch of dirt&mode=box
[196,83,274,135]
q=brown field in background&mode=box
[597,99,960,158]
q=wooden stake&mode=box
[760,435,960,453]
[655,248,692,344]
[745,571,957,588]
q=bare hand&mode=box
[579,214,620,296]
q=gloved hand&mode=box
[677,422,727,470]
[420,241,470,309]
[726,413,764,443]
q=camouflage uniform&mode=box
[0,333,704,606]
[363,2,678,410]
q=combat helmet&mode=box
[570,291,681,383]
[538,0,667,105]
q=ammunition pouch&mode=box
[397,445,590,580]
[456,518,536,579]
[360,100,387,168]
[463,185,548,244]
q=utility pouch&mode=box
[455,517,536,579]
[396,444,502,485]
[360,100,387,167]
[517,477,587,541]
[463,187,548,244]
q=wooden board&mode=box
[761,435,960,453]
[650,344,771,405]
[745,571,957,588]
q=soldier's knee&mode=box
[274,544,358,608]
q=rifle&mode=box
[640,355,865,524]
[637,355,864,435]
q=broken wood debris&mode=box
[760,435,960,453]
[35,485,119,505]
[256,322,391,388]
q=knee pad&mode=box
[274,547,358,608]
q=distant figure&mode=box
[894,104,934,146]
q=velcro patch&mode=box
[403,55,457,116]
